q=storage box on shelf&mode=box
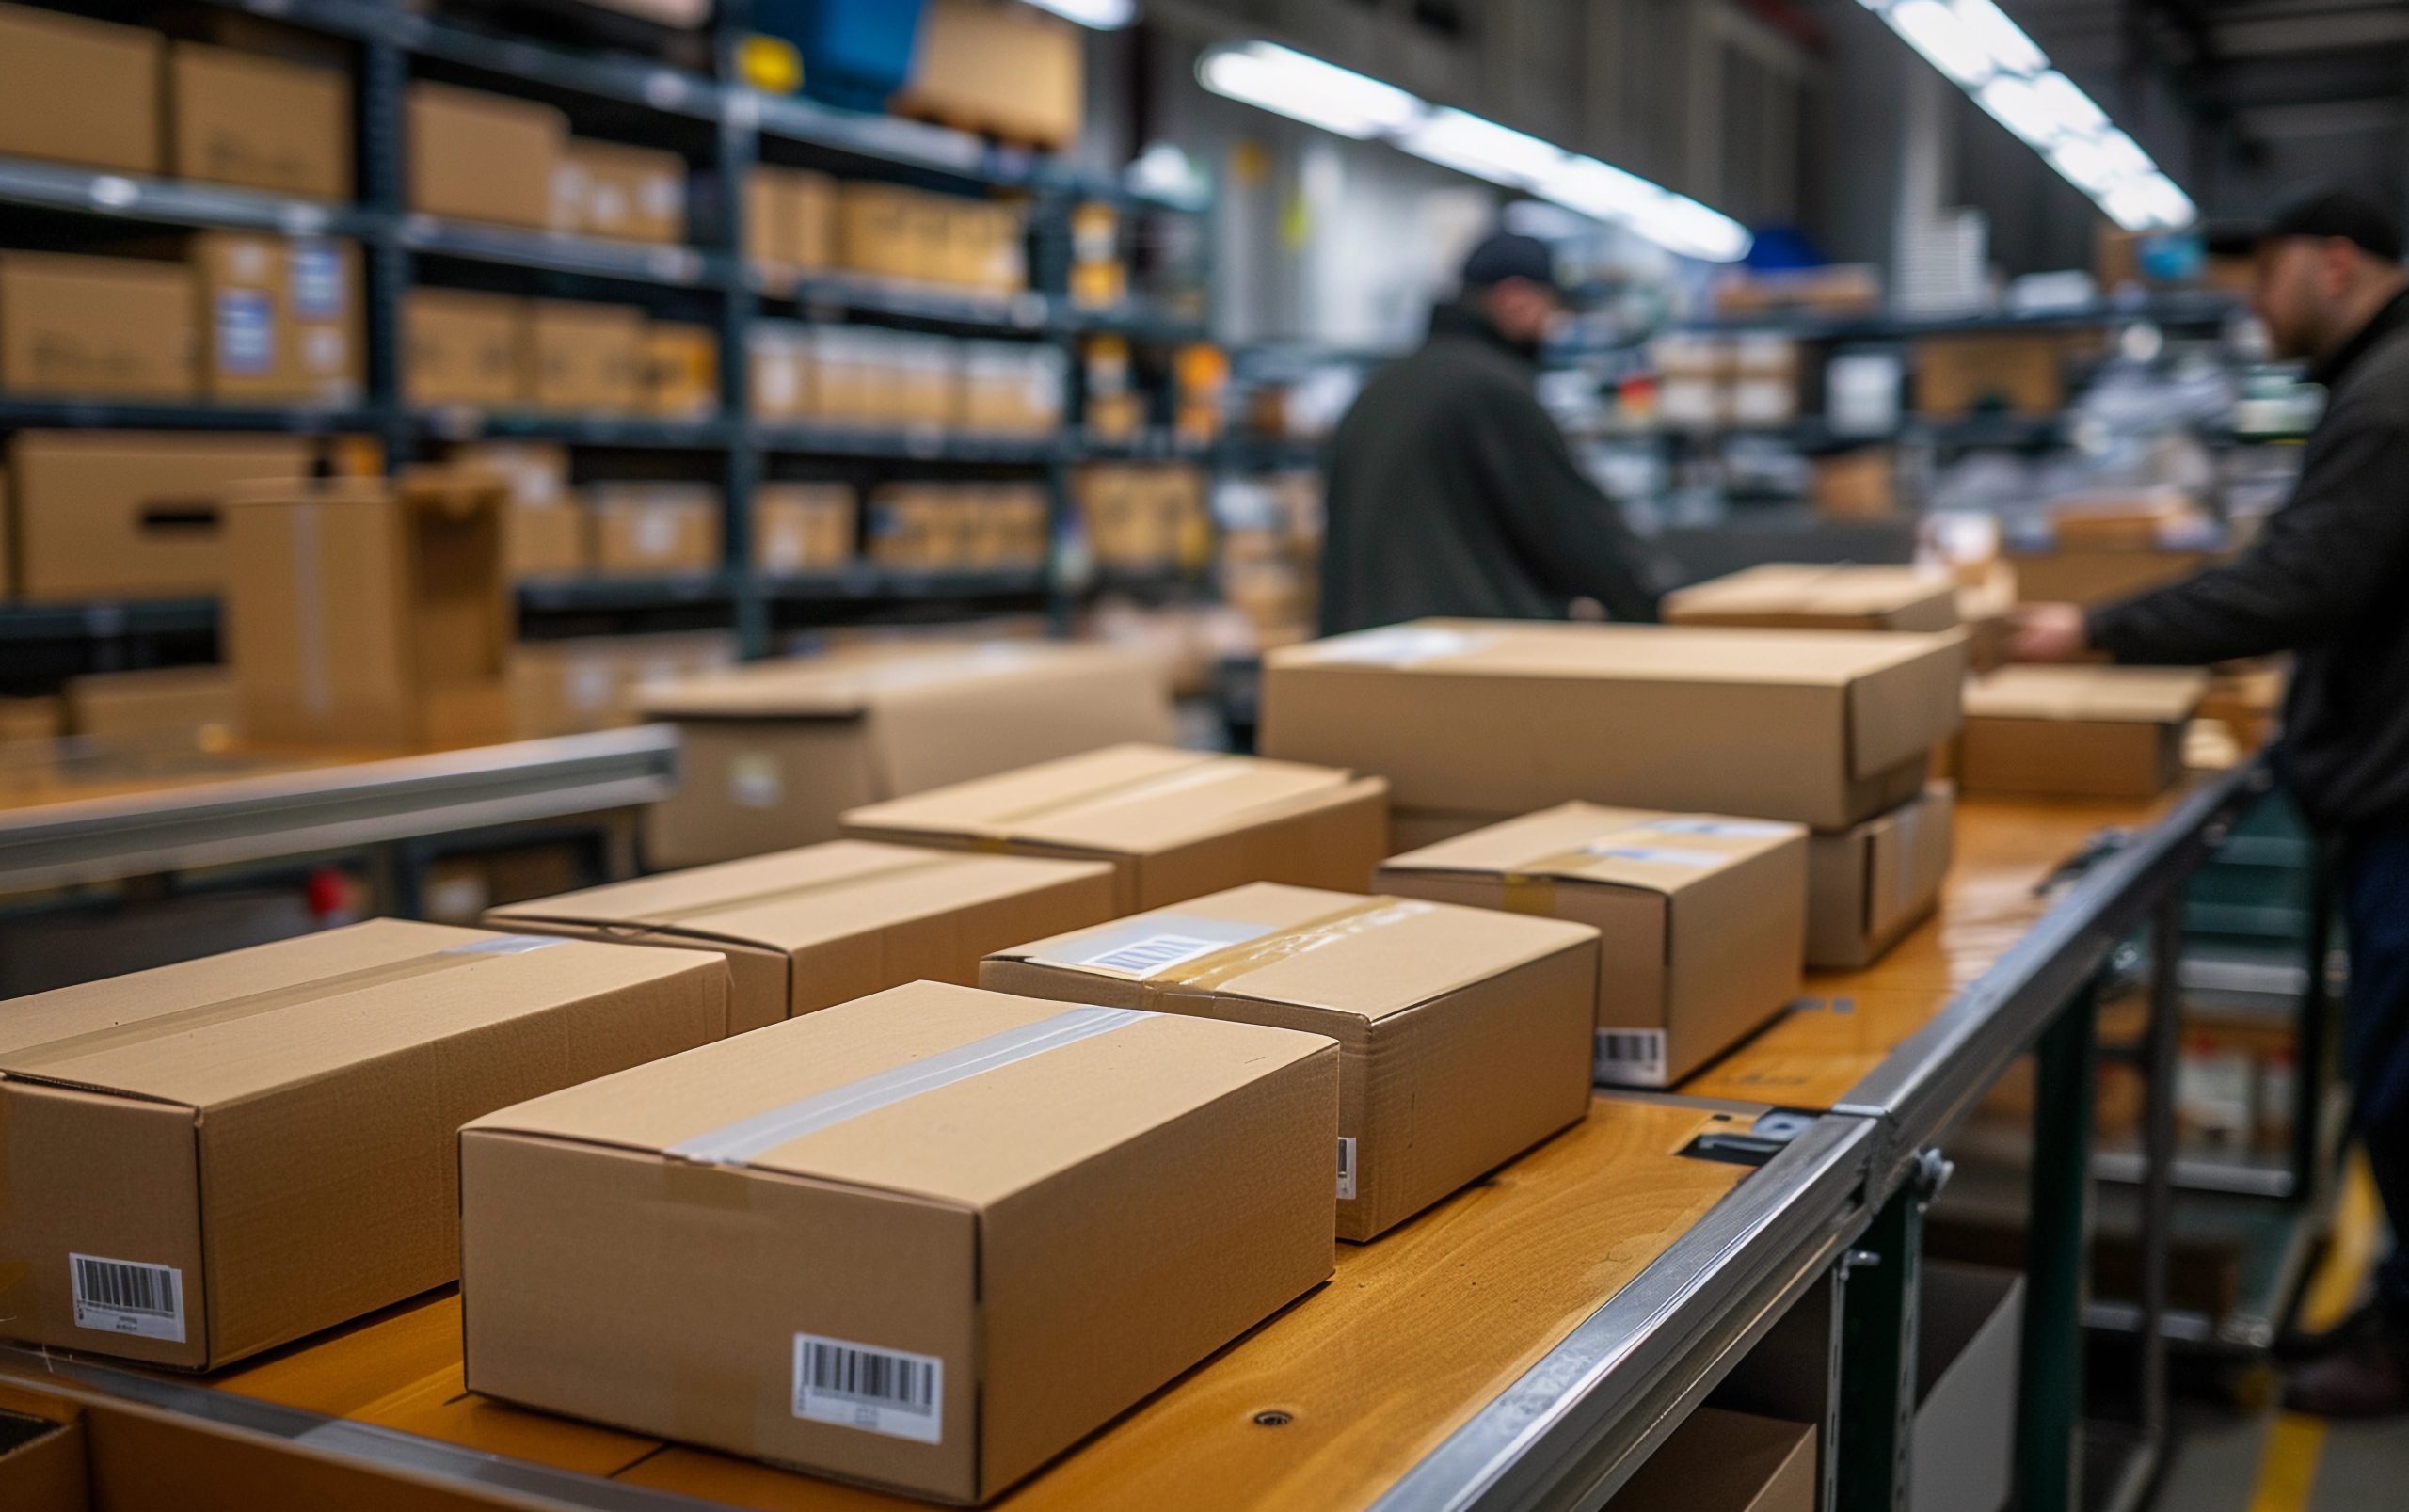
[0,2,160,174]
[167,40,352,200]
[585,481,722,576]
[8,431,316,600]
[0,252,196,402]
[1078,463,1211,573]
[192,231,362,406]
[891,0,1084,150]
[507,629,735,740]
[529,299,646,413]
[755,482,855,573]
[554,139,686,245]
[865,482,1047,571]
[1604,1409,1816,1512]
[407,81,566,231]
[642,321,718,419]
[405,289,527,409]
[63,665,237,739]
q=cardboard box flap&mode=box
[1666,564,1960,625]
[1868,785,1956,941]
[0,918,716,1109]
[1965,665,2210,724]
[993,881,1599,1021]
[860,646,1175,797]
[485,840,1109,954]
[1380,802,1804,896]
[464,981,1331,1208]
[1274,619,1955,688]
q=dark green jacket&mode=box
[1318,301,1667,634]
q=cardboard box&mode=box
[1812,447,1896,521]
[168,41,351,199]
[842,744,1390,913]
[223,471,513,749]
[1665,564,1961,633]
[1376,802,1806,1089]
[0,696,64,744]
[588,482,720,575]
[507,629,734,740]
[193,232,362,406]
[1261,621,1966,830]
[2048,486,2200,549]
[745,167,837,270]
[0,917,730,1370]
[10,431,310,600]
[557,139,685,244]
[528,301,646,413]
[487,839,1116,1033]
[1959,666,2209,800]
[459,979,1337,1504]
[643,321,718,419]
[0,2,160,173]
[504,501,585,579]
[2009,547,2213,607]
[0,1386,85,1512]
[895,0,1084,151]
[1808,784,1955,969]
[755,482,854,573]
[1606,1409,1815,1512]
[1911,1265,2023,1512]
[984,881,1595,1240]
[638,641,1178,867]
[63,665,237,739]
[838,183,927,280]
[405,289,528,408]
[407,82,565,231]
[0,253,195,402]
[1914,333,2065,418]
[2200,659,2288,752]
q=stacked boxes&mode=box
[864,483,1047,570]
[750,325,1063,435]
[506,629,735,740]
[168,41,352,199]
[1077,463,1213,571]
[1651,334,1800,428]
[754,483,855,573]
[407,82,564,230]
[586,482,723,576]
[0,3,161,174]
[0,253,197,402]
[744,166,838,270]
[827,182,1028,294]
[554,140,686,244]
[192,232,362,406]
[1958,665,2210,799]
[406,294,701,416]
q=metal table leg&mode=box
[2018,976,2102,1512]
[1831,1162,1938,1512]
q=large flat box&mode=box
[1606,1408,1815,1512]
[10,431,309,600]
[0,1385,85,1512]
[1914,333,2065,418]
[1808,784,1955,969]
[223,471,513,749]
[487,839,1116,1033]
[168,42,351,199]
[1911,1265,2023,1512]
[2008,547,2214,607]
[638,641,1178,867]
[986,881,1593,1240]
[755,482,854,572]
[1959,666,2209,800]
[0,253,195,402]
[0,917,730,1370]
[842,743,1390,914]
[63,665,236,739]
[0,3,160,173]
[558,139,685,244]
[1262,621,1966,831]
[1377,803,1806,1089]
[460,980,1336,1504]
[587,481,720,575]
[193,232,361,406]
[407,82,565,231]
[405,290,529,408]
[895,0,1084,151]
[1665,564,1960,632]
[528,300,646,413]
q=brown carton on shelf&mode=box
[1261,620,1966,830]
[168,42,352,199]
[1807,784,1955,970]
[63,665,237,740]
[558,139,686,244]
[843,743,1389,914]
[192,232,362,406]
[1959,665,2210,800]
[0,917,730,1371]
[755,482,854,573]
[743,167,798,266]
[222,471,513,749]
[638,640,1179,867]
[985,881,1594,1240]
[460,979,1336,1504]
[9,431,310,600]
[587,483,722,576]
[1376,802,1806,1088]
[0,3,160,174]
[643,321,718,419]
[838,183,926,280]
[1913,332,2066,418]
[407,82,566,231]
[528,301,646,413]
[486,839,1116,1033]
[896,0,1084,151]
[405,289,528,408]
[507,629,734,740]
[503,501,586,579]
[0,253,195,402]
[1603,1408,1815,1512]
[1664,564,1961,633]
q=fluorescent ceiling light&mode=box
[1951,0,2047,75]
[1888,0,1995,87]
[1196,42,1425,139]
[1975,75,2060,145]
[1398,108,1567,185]
[2028,71,2108,136]
[2092,128,2150,179]
[1653,194,1755,263]
[2047,136,2123,194]
[1535,155,1667,221]
[1021,0,1136,26]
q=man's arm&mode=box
[1459,378,1668,622]
[2084,412,2409,665]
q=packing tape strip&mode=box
[618,851,966,929]
[1143,896,1431,998]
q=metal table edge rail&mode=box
[1830,757,2273,1199]
[0,726,680,893]
[1366,1113,1877,1512]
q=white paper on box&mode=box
[1581,843,1729,869]
[1335,1136,1358,1201]
[1646,818,1795,839]
[71,1253,186,1343]
[1039,915,1274,979]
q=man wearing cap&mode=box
[1316,231,1668,633]
[2016,189,2409,1417]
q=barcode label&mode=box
[1335,1136,1358,1201]
[1594,1029,1669,1089]
[792,1333,944,1443]
[445,934,563,957]
[1044,915,1272,980]
[1088,933,1229,976]
[1647,818,1793,839]
[70,1253,185,1342]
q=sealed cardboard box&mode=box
[559,138,686,244]
[639,640,1178,866]
[1605,1409,1815,1512]
[223,471,513,748]
[529,300,646,413]
[755,482,854,573]
[1812,447,1896,521]
[643,321,718,419]
[1262,621,1966,830]
[1808,784,1955,969]
[1914,333,2065,418]
[193,232,362,406]
[168,42,352,199]
[588,482,720,575]
[64,665,237,739]
[1960,666,2209,800]
[504,501,585,579]
[0,253,195,402]
[844,743,1389,914]
[1665,564,1961,632]
[487,839,1116,1033]
[896,0,1084,151]
[2009,547,2214,607]
[985,881,1594,1240]
[0,696,64,744]
[838,183,927,280]
[1378,802,1806,1088]
[2048,486,2201,549]
[10,431,309,600]
[507,629,733,740]
[407,82,565,231]
[0,3,160,173]
[460,980,1336,1504]
[0,917,730,1370]
[405,289,528,408]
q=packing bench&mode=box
[0,754,2287,1512]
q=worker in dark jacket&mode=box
[1317,232,1668,633]
[2016,190,2409,1417]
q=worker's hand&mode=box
[2012,603,2091,662]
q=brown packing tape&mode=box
[1144,896,1428,1000]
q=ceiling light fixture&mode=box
[1021,0,1139,27]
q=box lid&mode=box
[840,743,1380,855]
[484,839,1111,954]
[1268,619,1953,687]
[638,641,1131,721]
[0,918,715,1109]
[1664,565,1959,626]
[1380,802,1804,896]
[460,980,1332,1209]
[991,881,1598,1021]
[1964,664,2209,724]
